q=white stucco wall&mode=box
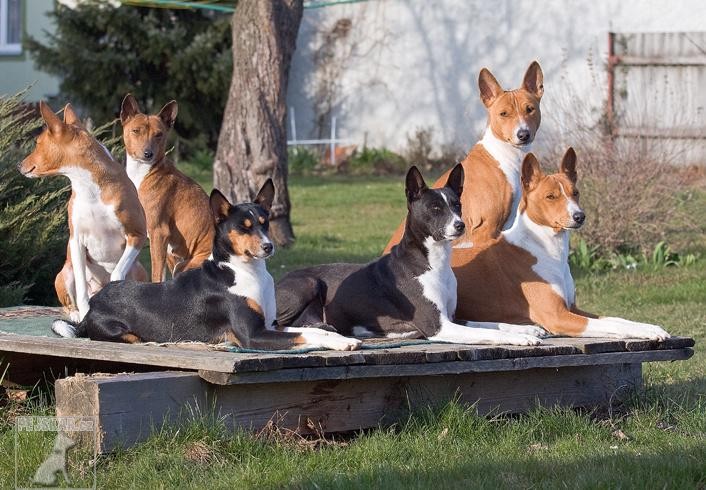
[0,1,60,100]
[287,0,706,154]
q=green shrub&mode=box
[288,147,319,176]
[0,93,70,306]
[348,147,407,175]
[25,0,232,155]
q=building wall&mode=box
[287,0,706,155]
[0,1,60,100]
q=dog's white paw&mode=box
[600,318,671,341]
[498,324,549,338]
[326,335,362,351]
[505,333,543,346]
[68,310,81,323]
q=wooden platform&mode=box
[0,326,694,453]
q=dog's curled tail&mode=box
[51,318,86,338]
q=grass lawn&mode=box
[1,173,704,489]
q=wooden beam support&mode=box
[55,362,644,454]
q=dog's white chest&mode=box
[417,238,457,318]
[505,215,576,307]
[225,260,276,328]
[66,167,125,269]
[479,128,528,230]
[126,155,152,191]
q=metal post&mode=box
[607,31,616,135]
[289,106,297,143]
[330,116,337,167]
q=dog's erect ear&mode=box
[405,166,427,202]
[560,147,577,184]
[120,94,140,125]
[478,68,504,108]
[210,188,233,223]
[445,164,464,198]
[63,103,82,128]
[522,61,544,99]
[158,100,178,129]
[39,101,64,135]
[254,178,275,214]
[521,153,543,191]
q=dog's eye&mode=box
[526,106,534,114]
[546,194,556,200]
[432,206,442,212]
[131,128,140,134]
[572,190,580,197]
[499,111,508,117]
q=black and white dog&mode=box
[276,166,543,345]
[51,180,361,351]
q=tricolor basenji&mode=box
[383,61,544,321]
[461,149,671,340]
[120,94,214,282]
[275,166,543,345]
[52,181,362,351]
[19,102,147,322]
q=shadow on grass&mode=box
[288,448,706,489]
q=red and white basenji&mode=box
[383,62,544,319]
[461,148,671,340]
[120,94,214,282]
[19,102,147,321]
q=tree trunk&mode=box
[213,0,303,246]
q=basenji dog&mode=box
[460,149,671,340]
[383,61,544,321]
[383,61,544,255]
[120,94,214,282]
[19,102,147,322]
[276,166,543,345]
[51,181,362,351]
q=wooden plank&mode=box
[199,348,693,385]
[546,337,627,354]
[0,334,696,377]
[624,336,695,352]
[56,363,643,453]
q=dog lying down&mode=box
[52,180,361,351]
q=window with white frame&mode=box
[0,0,21,56]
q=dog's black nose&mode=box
[454,220,465,232]
[573,211,586,224]
[143,150,154,160]
[262,242,273,254]
[517,129,531,143]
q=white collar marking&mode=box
[219,256,276,329]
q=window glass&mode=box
[7,0,21,44]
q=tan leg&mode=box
[148,229,169,282]
[54,263,79,321]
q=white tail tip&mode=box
[52,319,77,338]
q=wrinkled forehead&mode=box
[492,90,540,111]
[229,203,268,224]
[537,174,576,196]
[125,113,165,131]
[421,188,459,207]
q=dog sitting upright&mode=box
[276,166,542,346]
[120,94,214,282]
[462,149,671,340]
[51,180,361,351]
[19,102,147,321]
